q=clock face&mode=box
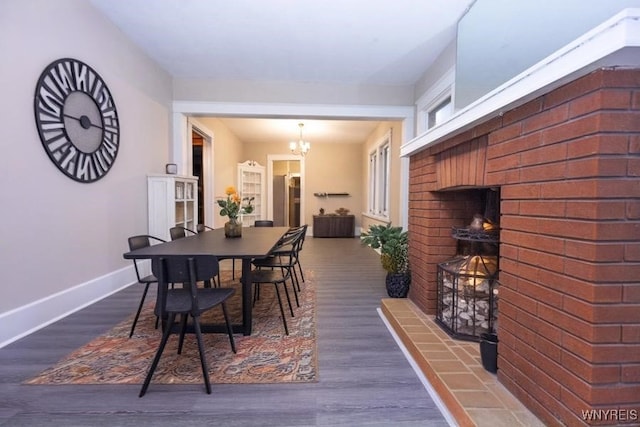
[34,58,120,183]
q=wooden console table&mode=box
[313,214,355,238]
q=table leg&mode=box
[241,257,253,335]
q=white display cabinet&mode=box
[237,160,265,226]
[147,174,198,241]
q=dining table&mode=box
[123,226,290,336]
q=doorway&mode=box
[192,131,204,225]
[272,166,300,227]
[188,119,213,228]
[267,154,305,227]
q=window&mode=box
[415,67,455,134]
[427,96,453,129]
[368,131,391,219]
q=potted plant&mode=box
[361,224,410,297]
[217,186,254,237]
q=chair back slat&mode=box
[152,254,219,284]
[129,235,151,251]
[152,255,220,317]
[169,226,196,241]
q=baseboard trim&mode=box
[0,264,142,349]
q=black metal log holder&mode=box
[435,226,499,342]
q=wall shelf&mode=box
[313,192,350,197]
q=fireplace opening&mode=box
[436,188,500,341]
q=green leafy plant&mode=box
[361,224,409,274]
[217,186,254,220]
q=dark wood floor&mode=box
[0,238,448,426]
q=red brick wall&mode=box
[408,69,640,426]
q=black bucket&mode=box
[480,333,498,373]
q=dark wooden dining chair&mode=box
[256,225,308,293]
[196,223,235,282]
[127,234,166,338]
[139,254,236,397]
[169,226,197,241]
[196,223,214,233]
[251,226,306,335]
[277,224,308,290]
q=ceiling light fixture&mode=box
[289,122,311,156]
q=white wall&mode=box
[0,0,172,345]
[413,39,457,103]
[173,79,415,106]
[455,0,640,108]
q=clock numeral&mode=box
[60,144,78,172]
[42,128,71,154]
[101,105,117,118]
[101,132,119,157]
[90,77,103,103]
[75,150,115,182]
[36,79,65,118]
[75,153,94,181]
[97,86,115,112]
[71,61,91,93]
[37,109,63,125]
[38,120,65,132]
[50,61,74,98]
[93,148,113,174]
[104,124,119,136]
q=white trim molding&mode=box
[0,265,141,348]
[173,101,414,122]
[266,153,306,225]
[188,118,215,226]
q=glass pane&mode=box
[175,201,185,223]
[185,201,193,221]
[428,97,452,129]
[175,182,184,200]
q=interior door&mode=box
[267,155,304,227]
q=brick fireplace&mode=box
[407,68,640,426]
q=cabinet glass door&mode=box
[238,161,265,226]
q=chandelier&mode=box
[289,122,311,156]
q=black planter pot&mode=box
[385,272,410,298]
[480,333,498,373]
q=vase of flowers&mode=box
[217,186,254,238]
[224,217,243,238]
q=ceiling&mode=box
[90,0,476,145]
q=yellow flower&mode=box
[217,185,255,219]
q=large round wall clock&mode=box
[34,58,120,183]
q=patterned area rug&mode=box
[26,270,317,385]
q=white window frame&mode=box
[368,130,391,220]
[428,96,453,129]
[416,67,456,134]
